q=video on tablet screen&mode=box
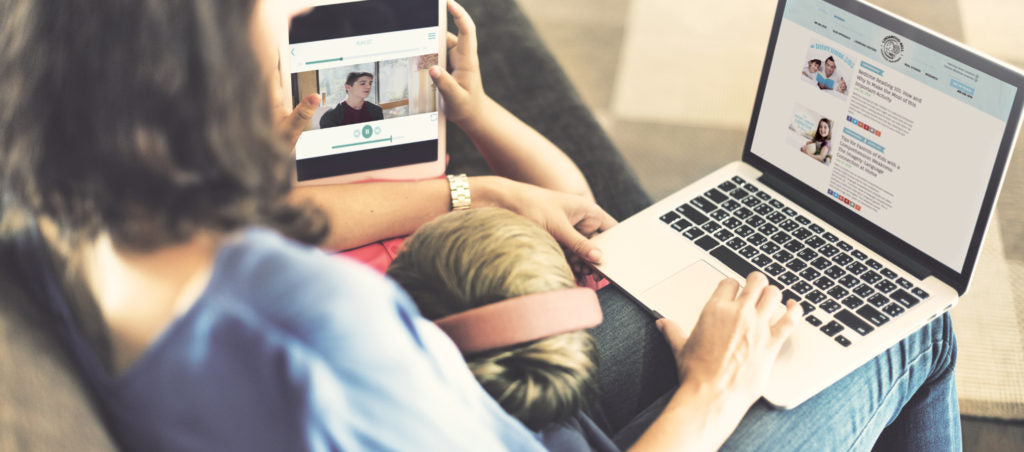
[288,1,440,181]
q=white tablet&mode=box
[283,0,446,185]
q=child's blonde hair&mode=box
[386,207,598,430]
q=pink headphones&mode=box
[433,287,603,355]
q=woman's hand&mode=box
[657,272,801,411]
[429,0,485,127]
[477,176,616,264]
[279,93,321,150]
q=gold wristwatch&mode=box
[446,174,471,211]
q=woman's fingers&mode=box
[428,66,467,99]
[656,318,690,356]
[280,93,320,148]
[738,272,769,305]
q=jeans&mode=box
[591,285,961,451]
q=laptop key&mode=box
[714,229,734,241]
[805,236,826,249]
[797,248,818,261]
[895,277,913,289]
[767,212,787,224]
[721,199,741,211]
[739,245,759,258]
[865,258,884,270]
[733,207,753,219]
[861,271,882,284]
[838,275,860,288]
[822,232,839,242]
[799,268,821,281]
[769,199,784,209]
[670,219,692,232]
[824,265,846,279]
[890,289,920,308]
[857,305,889,327]
[809,224,825,234]
[792,281,813,294]
[752,254,772,267]
[759,242,781,254]
[832,253,853,266]
[867,294,889,308]
[835,335,852,347]
[730,188,751,200]
[677,204,709,225]
[779,272,799,285]
[821,300,841,313]
[786,259,807,272]
[806,315,822,326]
[695,236,719,251]
[880,268,898,280]
[726,237,746,250]
[754,203,773,215]
[834,310,875,336]
[683,227,705,240]
[853,284,875,298]
[743,196,762,208]
[814,276,835,290]
[828,286,849,299]
[821,320,844,336]
[764,263,786,276]
[747,233,767,246]
[836,241,853,252]
[710,209,730,221]
[795,215,811,225]
[851,250,868,260]
[722,217,743,229]
[772,250,794,263]
[779,219,800,232]
[874,280,897,294]
[811,257,832,270]
[756,191,772,201]
[806,291,827,304]
[840,295,862,309]
[911,287,930,299]
[734,225,755,237]
[731,176,746,185]
[799,301,815,315]
[704,188,729,204]
[882,303,906,318]
[782,207,798,217]
[846,261,868,275]
[792,228,813,240]
[783,239,804,253]
[701,221,722,234]
[818,244,840,258]
[746,215,766,227]
[660,211,681,224]
[771,231,792,245]
[718,180,737,192]
[743,183,759,193]
[710,246,757,280]
[757,223,779,236]
[691,196,717,213]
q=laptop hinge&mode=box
[758,172,931,280]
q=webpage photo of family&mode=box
[801,41,854,98]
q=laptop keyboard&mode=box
[659,175,931,348]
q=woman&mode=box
[802,118,832,163]
[318,71,384,128]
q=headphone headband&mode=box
[433,287,602,355]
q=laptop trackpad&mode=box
[640,260,729,334]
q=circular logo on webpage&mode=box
[881,35,903,63]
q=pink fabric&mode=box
[433,287,603,355]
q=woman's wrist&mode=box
[450,95,496,135]
[467,175,512,210]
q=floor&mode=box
[516,0,1024,449]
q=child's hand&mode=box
[429,0,485,126]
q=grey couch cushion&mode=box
[0,250,117,451]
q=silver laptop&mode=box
[592,0,1024,409]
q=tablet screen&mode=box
[287,0,443,182]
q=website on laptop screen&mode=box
[749,0,1018,272]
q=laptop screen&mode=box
[747,0,1020,275]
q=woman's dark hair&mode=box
[814,118,832,142]
[345,71,375,86]
[0,0,327,251]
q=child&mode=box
[802,58,821,80]
[801,117,832,163]
[386,207,617,451]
